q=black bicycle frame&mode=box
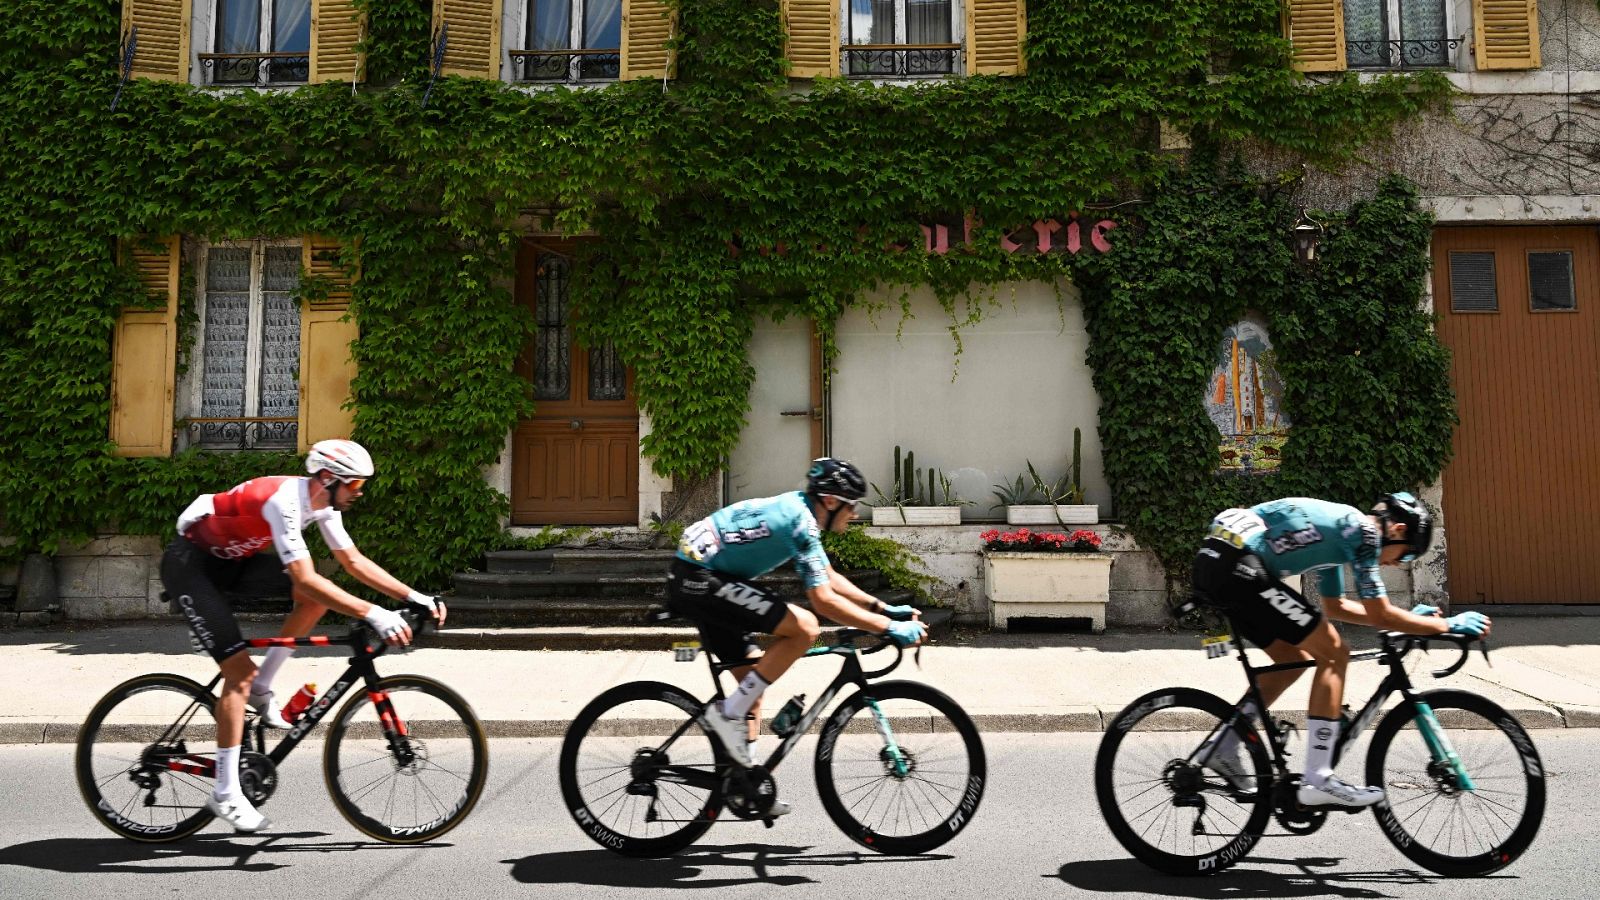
[650,637,897,792]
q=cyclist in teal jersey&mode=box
[1189,493,1490,808]
[666,458,927,814]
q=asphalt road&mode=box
[0,732,1594,899]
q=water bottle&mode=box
[281,683,318,723]
[770,695,806,738]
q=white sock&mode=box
[1302,716,1340,786]
[721,670,770,720]
[214,744,241,799]
[1218,700,1258,753]
[251,647,294,697]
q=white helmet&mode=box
[305,439,375,481]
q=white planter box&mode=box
[870,506,963,526]
[1004,504,1100,526]
[984,551,1113,632]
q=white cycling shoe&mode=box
[698,702,755,768]
[1205,739,1254,794]
[1298,774,1384,808]
[248,690,291,730]
[207,793,271,833]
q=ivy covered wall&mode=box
[0,0,1455,588]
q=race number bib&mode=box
[1207,509,1266,549]
[678,520,721,563]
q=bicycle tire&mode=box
[322,674,489,844]
[76,673,218,842]
[1366,689,1545,876]
[813,680,986,855]
[1096,687,1272,875]
[558,681,724,857]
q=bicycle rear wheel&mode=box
[1095,687,1271,875]
[1366,689,1545,876]
[323,675,489,843]
[558,681,724,857]
[76,674,218,842]
[814,680,986,855]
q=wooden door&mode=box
[1432,225,1600,603]
[512,240,640,524]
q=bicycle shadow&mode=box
[1053,856,1504,898]
[504,843,952,888]
[0,832,446,875]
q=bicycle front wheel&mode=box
[558,681,724,857]
[814,680,986,855]
[1095,687,1271,875]
[76,673,218,842]
[1366,689,1545,876]
[323,675,489,843]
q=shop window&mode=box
[1449,251,1498,312]
[844,0,960,78]
[199,0,311,85]
[189,242,302,449]
[1529,250,1576,311]
[1343,0,1458,69]
[512,0,622,83]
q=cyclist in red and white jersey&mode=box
[160,439,445,833]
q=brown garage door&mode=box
[1432,225,1600,604]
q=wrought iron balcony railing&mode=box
[509,49,622,83]
[1346,36,1464,70]
[843,43,960,78]
[199,52,310,86]
[186,417,299,450]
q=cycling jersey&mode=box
[177,476,354,565]
[1207,497,1384,600]
[675,492,831,589]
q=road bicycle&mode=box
[1096,628,1544,877]
[558,626,986,857]
[76,603,488,844]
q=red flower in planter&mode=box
[982,527,1103,553]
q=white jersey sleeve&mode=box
[262,480,312,565]
[317,512,355,553]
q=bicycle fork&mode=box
[865,698,910,777]
[1410,698,1476,791]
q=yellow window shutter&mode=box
[119,0,193,82]
[1474,1,1540,70]
[431,0,503,79]
[783,0,838,78]
[1283,0,1347,73]
[110,237,181,457]
[966,0,1026,76]
[310,0,366,84]
[299,237,359,450]
[621,0,676,80]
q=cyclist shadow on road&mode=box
[504,843,952,889]
[1053,856,1509,899]
[0,832,448,875]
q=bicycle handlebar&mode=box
[825,627,916,678]
[1383,630,1489,679]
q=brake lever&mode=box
[1480,637,1493,668]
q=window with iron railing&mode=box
[1343,0,1460,70]
[187,242,301,450]
[510,0,623,84]
[199,0,311,86]
[843,0,961,78]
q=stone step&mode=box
[427,605,956,650]
[485,550,678,576]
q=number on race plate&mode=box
[672,640,701,662]
[1202,634,1237,659]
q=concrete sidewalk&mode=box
[2,617,1596,742]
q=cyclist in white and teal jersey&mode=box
[666,458,926,813]
[1189,493,1490,808]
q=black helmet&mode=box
[1372,492,1434,562]
[807,457,867,501]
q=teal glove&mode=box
[884,621,927,647]
[1410,603,1440,617]
[1446,611,1489,637]
[881,603,918,622]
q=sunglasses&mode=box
[335,477,367,493]
[824,494,859,508]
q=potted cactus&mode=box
[868,445,968,525]
[996,428,1099,526]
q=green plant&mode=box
[821,526,936,603]
[494,525,592,552]
[990,471,1044,510]
[647,512,686,548]
[871,445,969,510]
